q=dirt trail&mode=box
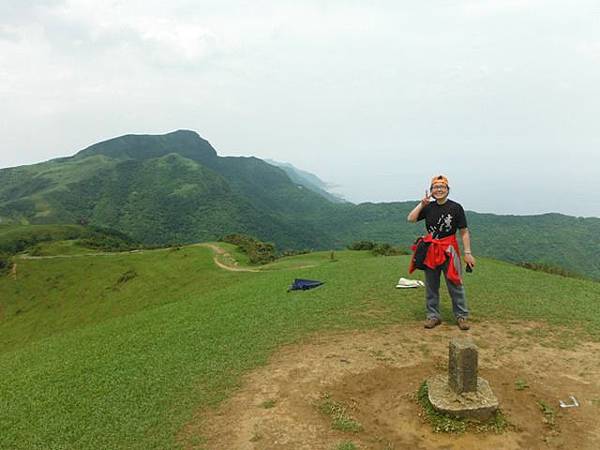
[180,321,600,450]
[196,243,259,273]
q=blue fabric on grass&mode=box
[288,278,324,291]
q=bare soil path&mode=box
[179,321,600,450]
[196,243,260,273]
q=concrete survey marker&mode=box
[428,337,499,421]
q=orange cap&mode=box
[430,175,449,188]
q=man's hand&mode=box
[408,190,432,222]
[464,253,476,268]
[420,190,432,207]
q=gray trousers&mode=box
[425,259,469,320]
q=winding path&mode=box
[196,244,260,273]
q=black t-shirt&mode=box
[417,199,467,239]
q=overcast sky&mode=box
[1,0,599,217]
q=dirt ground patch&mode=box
[179,321,600,450]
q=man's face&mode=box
[431,183,448,200]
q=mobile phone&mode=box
[465,264,473,273]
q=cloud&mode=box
[127,18,219,64]
[1,1,600,216]
[1,1,393,68]
[461,0,545,17]
[0,0,63,23]
[577,40,600,61]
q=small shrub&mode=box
[371,243,408,256]
[116,269,138,284]
[348,240,409,256]
[0,252,13,275]
[221,234,276,265]
[336,442,358,450]
[27,245,40,256]
[347,240,376,250]
[515,379,529,391]
[279,249,311,257]
[260,399,276,409]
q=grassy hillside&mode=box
[0,224,138,255]
[1,243,599,449]
[0,224,89,253]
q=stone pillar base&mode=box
[427,375,499,421]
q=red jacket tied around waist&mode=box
[409,234,463,286]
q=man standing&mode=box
[407,175,475,330]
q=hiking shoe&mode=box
[457,317,470,331]
[424,317,442,329]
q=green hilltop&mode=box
[1,130,599,278]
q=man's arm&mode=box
[459,228,476,267]
[407,203,424,222]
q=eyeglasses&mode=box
[431,185,448,191]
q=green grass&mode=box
[1,246,599,449]
[0,224,136,255]
[417,382,467,433]
[0,245,234,353]
[515,378,529,391]
[538,400,556,427]
[1,248,381,449]
[260,399,276,409]
[0,224,89,253]
[317,394,363,433]
[28,239,98,256]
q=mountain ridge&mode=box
[74,129,218,162]
[264,159,348,204]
